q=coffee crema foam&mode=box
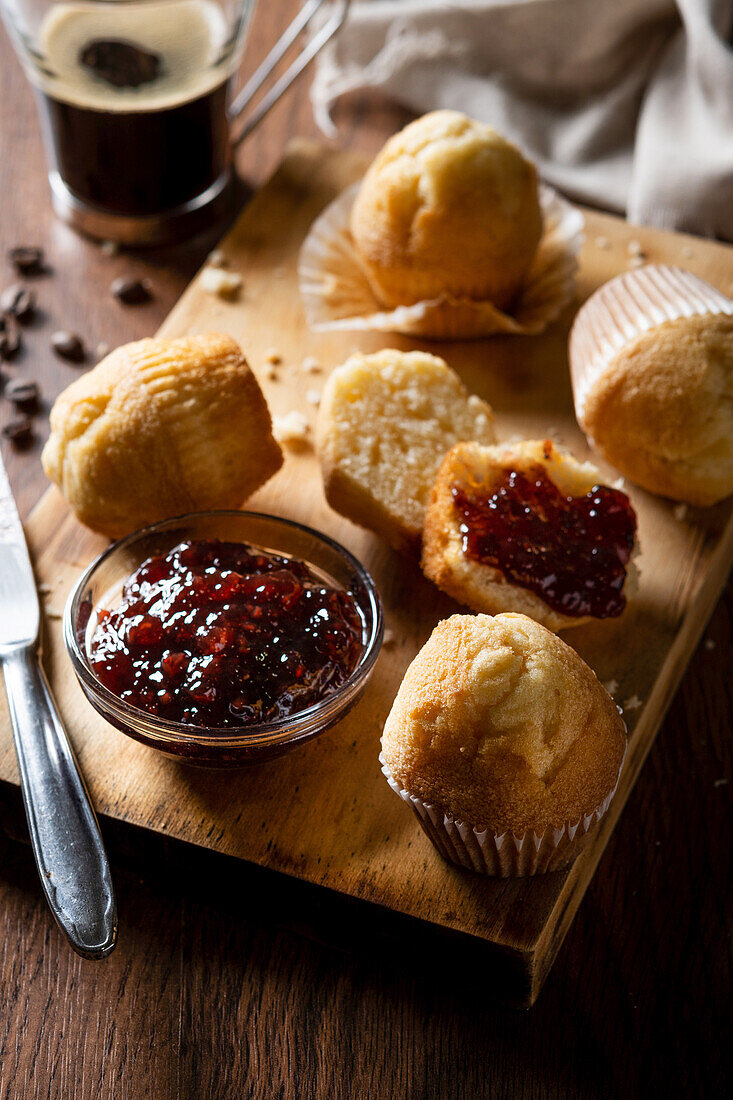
[37,0,235,112]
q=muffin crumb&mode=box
[273,411,310,447]
[200,267,242,300]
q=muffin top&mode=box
[381,613,626,834]
[350,110,542,309]
[42,333,282,538]
[582,313,733,506]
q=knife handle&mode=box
[1,646,117,959]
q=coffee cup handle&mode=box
[228,0,351,145]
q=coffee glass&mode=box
[0,0,350,243]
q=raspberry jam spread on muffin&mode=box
[89,539,365,727]
[451,464,637,618]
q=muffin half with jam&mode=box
[421,439,638,632]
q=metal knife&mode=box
[0,450,116,959]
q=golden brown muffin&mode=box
[316,349,495,555]
[572,311,733,506]
[381,612,626,837]
[350,110,542,311]
[421,439,638,632]
[42,333,283,538]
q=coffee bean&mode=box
[2,417,32,446]
[8,247,44,276]
[0,315,21,360]
[51,331,85,363]
[111,276,152,305]
[5,379,39,409]
[0,284,35,324]
[80,39,160,89]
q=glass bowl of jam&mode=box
[64,512,383,766]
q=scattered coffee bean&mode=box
[2,417,32,446]
[0,283,35,324]
[111,276,152,305]
[0,315,21,360]
[51,330,85,363]
[8,246,44,276]
[5,379,39,409]
[80,39,161,89]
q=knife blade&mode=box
[0,448,117,958]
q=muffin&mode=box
[350,110,542,311]
[317,349,495,554]
[421,439,638,632]
[570,266,733,506]
[42,334,283,538]
[380,612,627,876]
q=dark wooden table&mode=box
[0,4,730,1097]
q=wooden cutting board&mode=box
[1,141,732,1007]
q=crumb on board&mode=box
[594,235,611,250]
[38,583,52,596]
[382,628,396,648]
[273,411,310,447]
[200,266,242,299]
[673,503,688,522]
[265,348,282,365]
[629,255,645,268]
[207,249,227,268]
[301,356,322,373]
[704,638,716,651]
[627,239,645,258]
[603,679,619,697]
[46,607,63,620]
[100,240,119,257]
[623,694,643,711]
[96,342,111,360]
[680,245,694,259]
[305,389,321,406]
[263,367,278,381]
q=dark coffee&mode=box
[39,80,230,216]
[34,0,233,218]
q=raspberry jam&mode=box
[452,463,636,618]
[89,539,366,727]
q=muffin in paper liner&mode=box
[569,264,733,430]
[379,747,625,878]
[298,182,585,340]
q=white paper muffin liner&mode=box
[379,747,625,877]
[298,182,585,340]
[569,264,733,430]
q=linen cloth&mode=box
[311,0,733,239]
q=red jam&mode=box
[89,539,365,727]
[452,463,637,618]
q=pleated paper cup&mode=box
[299,182,585,340]
[379,749,625,877]
[569,265,733,431]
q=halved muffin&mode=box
[317,349,495,554]
[421,439,638,631]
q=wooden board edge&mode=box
[0,777,538,1008]
[528,509,733,1000]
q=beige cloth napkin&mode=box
[312,0,733,240]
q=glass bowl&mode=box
[64,511,383,767]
